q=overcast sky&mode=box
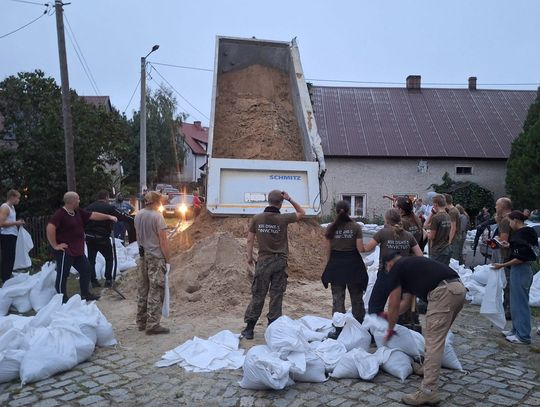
[2,0,539,124]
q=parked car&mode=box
[161,194,195,219]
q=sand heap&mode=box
[212,64,304,161]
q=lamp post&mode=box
[140,44,160,198]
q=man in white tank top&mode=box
[0,189,25,283]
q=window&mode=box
[456,166,472,175]
[341,194,366,217]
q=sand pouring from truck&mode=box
[206,36,326,217]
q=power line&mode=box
[149,61,213,72]
[123,77,140,114]
[148,76,194,120]
[9,0,49,6]
[0,8,49,39]
[63,12,100,95]
[149,63,210,121]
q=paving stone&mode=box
[480,379,508,389]
[79,395,105,405]
[40,389,65,398]
[57,370,83,380]
[81,380,99,388]
[59,391,87,401]
[95,373,121,385]
[523,397,540,405]
[32,399,60,407]
[496,389,526,401]
[488,394,520,405]
[9,395,39,407]
[51,379,73,389]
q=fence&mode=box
[24,215,49,259]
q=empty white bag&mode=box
[480,268,506,329]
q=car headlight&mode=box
[178,203,188,215]
[158,205,164,213]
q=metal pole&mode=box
[54,0,76,190]
[139,56,147,196]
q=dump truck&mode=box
[206,36,326,217]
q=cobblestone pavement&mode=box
[1,305,539,407]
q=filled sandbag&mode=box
[29,262,57,311]
[0,328,27,352]
[471,265,491,285]
[290,351,327,383]
[331,348,380,380]
[376,347,413,382]
[364,315,420,358]
[29,294,64,329]
[264,316,309,356]
[0,350,25,383]
[333,313,371,351]
[309,339,347,373]
[238,345,294,390]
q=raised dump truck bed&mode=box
[206,36,325,216]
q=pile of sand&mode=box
[212,64,304,161]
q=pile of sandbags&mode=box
[0,294,116,385]
[79,239,138,280]
[158,312,463,390]
[0,263,57,316]
[362,224,384,235]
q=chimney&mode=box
[406,75,421,90]
[194,121,202,130]
[468,76,477,90]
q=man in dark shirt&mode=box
[47,191,117,302]
[86,190,133,288]
[241,190,305,339]
[381,254,466,406]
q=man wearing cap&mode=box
[241,190,305,340]
[134,191,171,335]
[382,253,466,406]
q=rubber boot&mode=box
[327,325,343,340]
[241,321,256,340]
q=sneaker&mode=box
[505,335,529,345]
[412,362,424,376]
[91,280,102,288]
[83,292,101,301]
[145,325,170,335]
[501,330,513,337]
[104,280,113,288]
[402,389,441,406]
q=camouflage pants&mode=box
[244,254,288,324]
[136,252,166,331]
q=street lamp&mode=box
[140,44,160,198]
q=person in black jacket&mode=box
[85,190,133,287]
[492,210,539,345]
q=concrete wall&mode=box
[321,157,507,219]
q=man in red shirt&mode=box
[47,191,117,302]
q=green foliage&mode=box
[0,70,130,216]
[122,87,186,190]
[506,88,540,210]
[430,172,494,216]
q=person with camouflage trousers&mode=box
[134,191,171,335]
[241,190,305,340]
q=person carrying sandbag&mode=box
[382,253,466,406]
[321,200,368,339]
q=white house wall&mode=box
[322,157,507,219]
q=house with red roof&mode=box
[311,76,537,218]
[179,121,208,183]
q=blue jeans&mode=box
[509,262,533,343]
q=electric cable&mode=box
[0,8,48,39]
[122,77,141,115]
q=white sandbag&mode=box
[442,331,463,371]
[309,339,347,373]
[364,246,380,269]
[298,325,327,342]
[376,347,413,383]
[465,280,485,305]
[29,294,63,328]
[335,313,371,351]
[13,227,33,270]
[156,330,244,372]
[363,267,378,309]
[0,349,25,383]
[29,262,57,311]
[290,351,327,383]
[0,315,33,333]
[365,315,420,358]
[480,268,506,328]
[471,264,491,285]
[0,292,11,316]
[264,316,309,356]
[50,322,95,364]
[20,327,79,384]
[529,271,540,307]
[0,328,27,352]
[331,348,380,380]
[126,241,139,258]
[238,345,294,390]
[3,273,36,313]
[298,315,333,332]
[94,305,117,347]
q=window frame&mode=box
[455,165,473,175]
[340,193,367,218]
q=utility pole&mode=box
[139,56,147,197]
[54,0,76,191]
[139,45,159,197]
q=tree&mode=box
[506,87,540,210]
[123,86,186,190]
[430,172,494,216]
[0,70,130,216]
